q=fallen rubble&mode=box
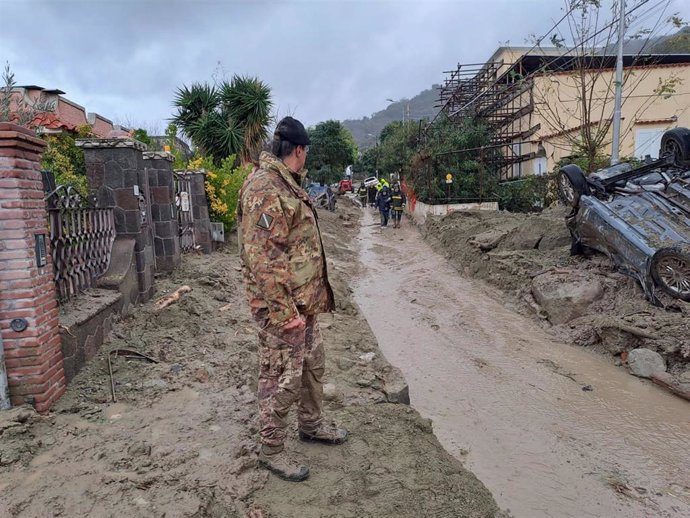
[0,199,504,518]
[422,207,690,393]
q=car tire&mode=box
[558,164,589,208]
[660,128,690,167]
[650,244,690,301]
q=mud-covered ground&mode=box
[422,208,690,382]
[1,199,503,518]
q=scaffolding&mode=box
[434,57,541,180]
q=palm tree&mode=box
[172,75,272,165]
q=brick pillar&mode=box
[0,123,65,412]
[78,138,155,302]
[188,171,212,254]
[143,151,180,272]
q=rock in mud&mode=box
[383,367,411,405]
[359,352,376,362]
[323,383,344,402]
[531,273,604,324]
[627,348,666,378]
[468,229,510,251]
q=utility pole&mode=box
[611,0,626,165]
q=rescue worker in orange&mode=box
[237,117,348,482]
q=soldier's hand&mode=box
[282,315,306,331]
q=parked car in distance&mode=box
[363,176,379,188]
[558,127,690,303]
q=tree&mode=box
[187,154,251,231]
[131,128,152,146]
[164,122,187,169]
[41,125,94,196]
[172,75,272,165]
[409,116,496,202]
[305,120,357,185]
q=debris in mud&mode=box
[423,208,690,397]
[155,284,193,310]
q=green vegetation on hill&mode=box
[342,85,440,150]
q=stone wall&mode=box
[78,138,155,303]
[143,151,180,272]
[188,171,212,254]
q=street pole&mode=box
[611,0,626,165]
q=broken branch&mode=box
[155,285,192,310]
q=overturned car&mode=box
[558,128,690,303]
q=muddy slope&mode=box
[422,208,690,380]
[1,200,502,518]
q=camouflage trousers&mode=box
[253,310,325,448]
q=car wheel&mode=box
[660,128,690,167]
[558,164,589,208]
[650,244,690,301]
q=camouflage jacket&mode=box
[237,152,335,326]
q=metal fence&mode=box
[45,183,115,302]
[173,172,196,252]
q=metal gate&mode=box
[44,178,116,303]
[173,172,196,252]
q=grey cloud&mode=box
[1,0,688,131]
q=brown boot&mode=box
[299,423,348,445]
[258,445,309,482]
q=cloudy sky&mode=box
[1,0,689,132]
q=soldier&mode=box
[237,116,348,482]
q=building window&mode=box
[534,157,548,176]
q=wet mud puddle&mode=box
[353,209,690,518]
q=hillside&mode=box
[343,85,440,150]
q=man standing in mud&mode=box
[237,116,348,482]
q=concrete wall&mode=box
[409,200,499,225]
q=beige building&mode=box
[438,47,690,180]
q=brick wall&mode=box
[0,123,65,412]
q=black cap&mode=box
[274,116,310,146]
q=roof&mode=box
[517,53,690,76]
[31,112,77,132]
[15,85,66,95]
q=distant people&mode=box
[376,185,392,227]
[375,178,390,193]
[367,184,377,207]
[357,181,367,207]
[326,185,336,212]
[390,184,406,228]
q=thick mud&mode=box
[423,208,690,379]
[354,208,690,518]
[0,200,502,518]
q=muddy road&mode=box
[0,202,503,518]
[354,209,690,518]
